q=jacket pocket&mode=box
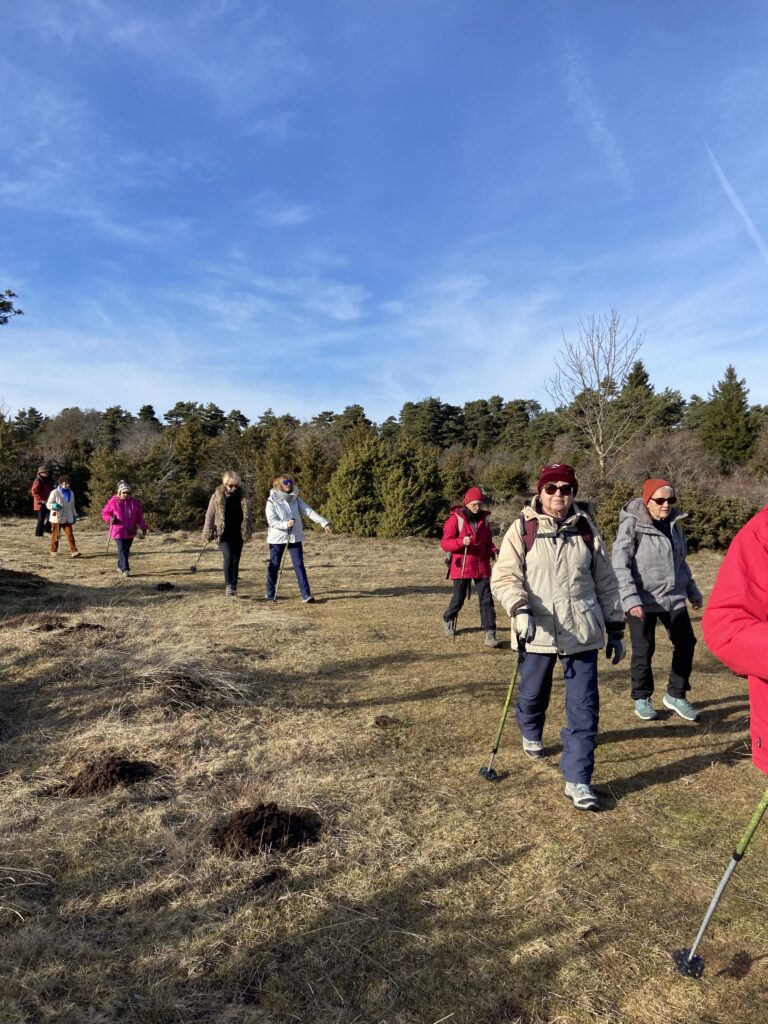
[573,598,605,645]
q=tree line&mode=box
[1,300,765,548]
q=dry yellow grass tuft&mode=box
[0,517,766,1023]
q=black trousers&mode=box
[628,608,697,700]
[35,507,50,536]
[219,536,243,589]
[443,577,496,630]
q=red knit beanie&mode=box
[536,464,578,495]
[642,478,673,506]
[464,486,484,504]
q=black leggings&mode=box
[219,536,243,589]
[443,577,496,630]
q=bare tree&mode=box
[547,308,644,481]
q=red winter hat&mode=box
[464,486,484,504]
[537,464,578,495]
[642,478,673,506]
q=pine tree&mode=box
[297,433,332,508]
[378,438,444,537]
[323,434,391,535]
[697,366,757,471]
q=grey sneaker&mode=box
[443,618,455,637]
[225,585,235,597]
[522,737,543,758]
[634,698,658,721]
[663,693,700,722]
[303,595,316,603]
[484,629,501,648]
[564,782,599,811]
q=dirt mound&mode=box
[211,803,323,858]
[374,714,402,728]
[155,582,175,591]
[66,622,105,633]
[66,754,159,796]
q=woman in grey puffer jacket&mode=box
[265,474,332,602]
[612,478,703,723]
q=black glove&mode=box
[606,632,626,664]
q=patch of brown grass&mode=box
[0,519,766,1023]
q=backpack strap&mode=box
[518,512,595,564]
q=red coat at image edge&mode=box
[702,504,768,775]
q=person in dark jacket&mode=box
[202,471,254,597]
[441,487,500,647]
[612,478,702,722]
[31,466,53,537]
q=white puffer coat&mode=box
[46,485,78,525]
[265,488,328,545]
[491,500,624,655]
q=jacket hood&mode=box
[270,487,300,502]
[619,496,687,528]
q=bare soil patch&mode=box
[65,753,159,796]
[0,611,68,631]
[211,803,323,857]
[374,714,402,728]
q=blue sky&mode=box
[3,0,768,423]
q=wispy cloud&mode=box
[252,193,319,227]
[28,0,310,114]
[554,29,633,196]
[705,141,768,270]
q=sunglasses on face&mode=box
[650,496,676,506]
[542,483,574,496]
[282,478,293,487]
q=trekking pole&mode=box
[479,641,524,781]
[452,546,468,641]
[189,539,210,573]
[673,784,768,978]
[274,538,291,601]
[99,534,112,574]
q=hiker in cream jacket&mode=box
[491,464,624,811]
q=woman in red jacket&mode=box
[702,505,768,775]
[441,487,500,647]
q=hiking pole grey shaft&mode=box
[274,532,292,599]
[674,784,768,977]
[100,534,112,573]
[453,546,468,640]
[189,538,210,572]
[479,644,523,781]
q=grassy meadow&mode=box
[0,515,766,1023]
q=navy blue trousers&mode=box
[516,649,599,784]
[266,542,311,600]
[115,538,134,572]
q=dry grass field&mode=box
[1,515,766,1024]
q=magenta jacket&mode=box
[101,495,148,540]
[702,505,768,776]
[441,506,497,580]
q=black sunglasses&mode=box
[542,483,574,496]
[282,478,293,486]
[650,496,676,506]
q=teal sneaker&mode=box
[663,694,700,722]
[634,698,658,721]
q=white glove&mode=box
[513,608,536,644]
